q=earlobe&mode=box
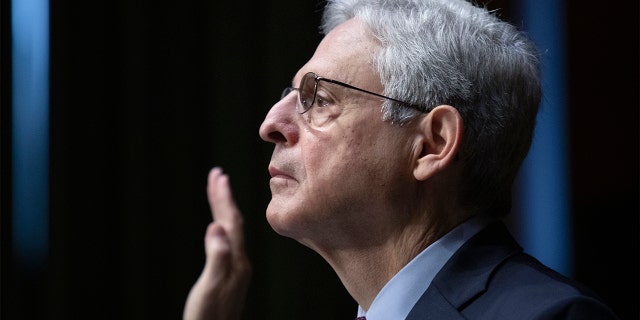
[412,105,463,181]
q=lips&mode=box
[268,165,295,180]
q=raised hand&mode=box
[183,168,251,320]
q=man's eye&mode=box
[315,97,329,108]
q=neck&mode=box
[316,216,454,311]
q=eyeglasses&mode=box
[281,72,428,114]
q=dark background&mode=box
[1,0,638,319]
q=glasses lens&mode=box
[298,72,316,113]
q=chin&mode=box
[265,200,297,238]
[265,198,318,242]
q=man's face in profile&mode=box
[258,19,418,251]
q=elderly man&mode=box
[184,0,620,319]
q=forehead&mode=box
[294,18,382,88]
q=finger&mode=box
[203,222,231,277]
[206,167,246,254]
[207,168,237,223]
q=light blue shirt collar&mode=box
[357,215,492,320]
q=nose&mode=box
[259,92,300,145]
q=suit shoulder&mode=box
[465,252,620,319]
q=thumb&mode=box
[202,223,232,280]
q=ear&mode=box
[412,105,463,181]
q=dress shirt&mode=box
[356,214,492,320]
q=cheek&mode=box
[303,130,392,203]
[304,131,363,178]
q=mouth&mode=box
[268,165,294,180]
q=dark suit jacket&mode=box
[406,220,619,320]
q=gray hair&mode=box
[321,0,542,215]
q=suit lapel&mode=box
[405,288,466,320]
[406,221,522,319]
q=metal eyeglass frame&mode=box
[281,72,430,114]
